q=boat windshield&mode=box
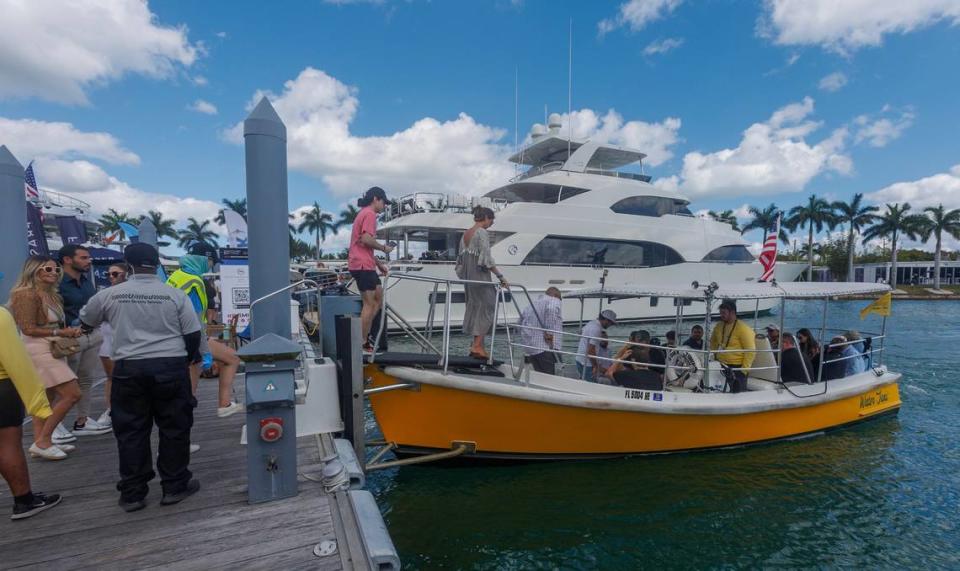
[484,182,590,204]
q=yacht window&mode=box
[701,245,755,262]
[610,196,693,217]
[522,236,684,267]
[485,183,590,204]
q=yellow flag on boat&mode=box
[860,292,892,319]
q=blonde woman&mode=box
[7,256,82,460]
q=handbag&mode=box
[48,335,81,359]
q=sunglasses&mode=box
[40,266,62,274]
[109,271,126,278]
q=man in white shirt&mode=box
[518,287,563,374]
[576,309,617,382]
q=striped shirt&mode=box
[519,295,563,355]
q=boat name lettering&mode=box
[859,390,889,410]
[625,390,662,402]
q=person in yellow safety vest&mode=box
[166,254,242,419]
[709,298,756,393]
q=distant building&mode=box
[811,260,960,285]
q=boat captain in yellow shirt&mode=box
[709,299,756,393]
[0,306,62,519]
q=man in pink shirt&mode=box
[349,187,395,351]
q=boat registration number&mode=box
[625,389,662,402]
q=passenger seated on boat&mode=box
[796,328,821,376]
[682,325,704,350]
[844,329,870,368]
[648,338,667,375]
[764,324,780,359]
[780,333,814,384]
[821,336,850,381]
[606,331,652,378]
[664,330,677,348]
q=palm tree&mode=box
[786,194,838,281]
[861,203,929,289]
[831,193,879,281]
[297,202,335,260]
[707,209,740,232]
[336,204,361,231]
[140,210,178,246]
[97,208,138,240]
[177,217,220,249]
[740,203,789,244]
[214,198,248,225]
[922,204,960,290]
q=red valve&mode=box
[259,417,284,442]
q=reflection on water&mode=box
[366,301,960,569]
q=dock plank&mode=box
[1,375,357,569]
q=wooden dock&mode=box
[1,375,371,570]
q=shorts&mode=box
[350,270,381,292]
[0,380,26,428]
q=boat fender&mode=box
[665,350,703,388]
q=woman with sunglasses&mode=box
[94,263,128,429]
[7,256,83,460]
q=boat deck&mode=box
[0,374,369,570]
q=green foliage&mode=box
[214,198,247,225]
[707,209,740,232]
[177,217,219,249]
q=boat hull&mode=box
[366,365,901,459]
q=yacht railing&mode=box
[382,192,507,222]
[33,189,93,212]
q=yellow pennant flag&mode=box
[860,292,892,320]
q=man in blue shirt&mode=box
[58,245,111,438]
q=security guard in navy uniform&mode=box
[80,243,203,512]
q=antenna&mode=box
[514,66,519,177]
[567,17,573,160]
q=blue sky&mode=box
[1,0,959,251]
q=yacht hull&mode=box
[381,261,806,328]
[366,365,901,459]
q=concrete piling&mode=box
[0,146,26,302]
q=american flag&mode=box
[758,214,780,282]
[24,161,41,201]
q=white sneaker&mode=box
[96,409,112,429]
[29,443,67,460]
[52,424,77,445]
[58,444,76,453]
[217,401,243,418]
[189,443,200,454]
[72,417,112,436]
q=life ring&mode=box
[665,349,703,388]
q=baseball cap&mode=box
[765,323,780,331]
[124,243,160,267]
[599,309,618,323]
[358,186,393,207]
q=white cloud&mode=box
[599,0,683,35]
[852,105,915,148]
[225,67,682,198]
[216,32,228,39]
[0,117,140,165]
[188,99,218,115]
[3,116,221,238]
[0,0,200,105]
[664,97,852,197]
[643,37,685,56]
[818,72,848,92]
[191,75,209,86]
[865,164,960,210]
[759,0,960,53]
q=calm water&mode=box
[365,301,960,569]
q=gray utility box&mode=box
[320,294,362,359]
[238,333,302,504]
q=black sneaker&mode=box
[11,492,62,520]
[160,479,200,506]
[119,497,147,513]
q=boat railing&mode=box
[33,189,93,212]
[509,161,565,182]
[382,192,507,221]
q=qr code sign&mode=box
[232,287,250,308]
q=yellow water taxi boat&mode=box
[365,278,900,460]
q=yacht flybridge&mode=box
[378,115,804,327]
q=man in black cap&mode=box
[79,243,203,512]
[709,298,755,393]
[348,187,395,351]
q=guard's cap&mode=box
[124,243,160,268]
[599,309,618,324]
[358,186,393,207]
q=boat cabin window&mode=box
[522,236,684,268]
[701,245,755,263]
[610,196,693,217]
[388,228,513,262]
[484,182,590,204]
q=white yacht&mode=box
[30,189,101,251]
[378,116,804,327]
